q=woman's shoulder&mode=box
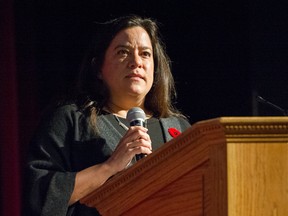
[160,115,191,130]
[44,94,94,118]
[38,103,84,128]
[45,103,80,117]
[162,115,190,124]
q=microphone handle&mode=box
[135,154,146,161]
[257,96,287,116]
[130,120,147,161]
[130,119,146,127]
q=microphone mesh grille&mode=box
[126,107,146,122]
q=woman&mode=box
[24,15,190,215]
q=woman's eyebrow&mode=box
[114,44,152,50]
[114,45,130,50]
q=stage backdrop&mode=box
[0,1,39,215]
[0,0,21,215]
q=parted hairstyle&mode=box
[76,15,183,121]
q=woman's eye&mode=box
[117,49,129,56]
[142,51,152,58]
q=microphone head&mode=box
[126,107,146,125]
[256,95,266,103]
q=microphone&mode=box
[127,107,146,127]
[126,107,147,160]
[256,95,288,116]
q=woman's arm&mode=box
[68,125,152,205]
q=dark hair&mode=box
[77,15,183,121]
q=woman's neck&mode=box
[106,102,131,118]
[106,99,152,119]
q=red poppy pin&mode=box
[168,128,181,138]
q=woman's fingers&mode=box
[106,126,152,172]
[122,126,151,144]
[127,137,152,153]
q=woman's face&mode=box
[100,26,154,104]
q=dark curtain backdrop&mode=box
[0,0,21,215]
[1,0,38,215]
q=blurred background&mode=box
[1,0,288,215]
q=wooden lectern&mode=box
[80,117,288,216]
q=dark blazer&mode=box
[23,104,191,216]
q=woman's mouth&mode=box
[126,73,144,81]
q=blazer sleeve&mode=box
[23,105,78,216]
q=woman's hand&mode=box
[69,126,151,205]
[105,126,152,174]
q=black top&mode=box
[23,104,191,216]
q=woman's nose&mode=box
[128,53,143,68]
